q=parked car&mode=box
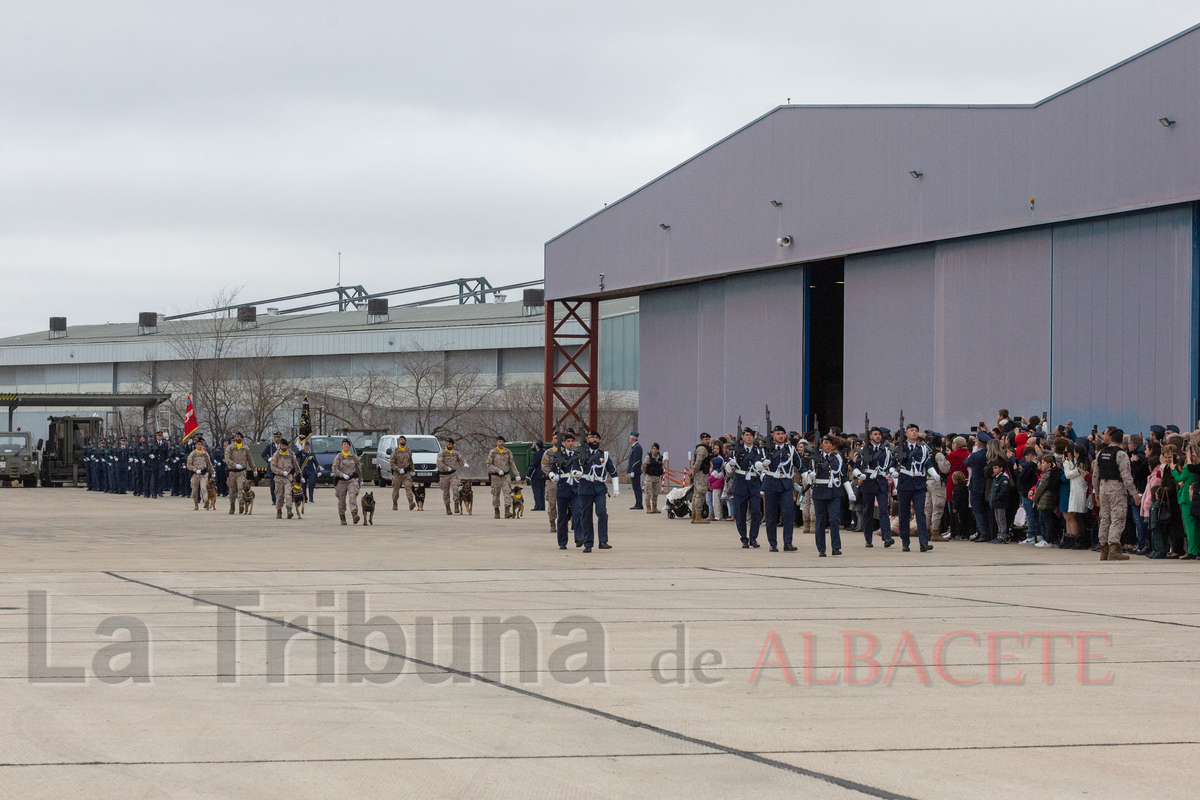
[306,435,363,485]
[374,434,442,487]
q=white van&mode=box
[374,434,442,486]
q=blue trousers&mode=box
[734,491,762,544]
[1021,497,1040,540]
[556,492,580,547]
[531,477,545,511]
[630,470,643,508]
[304,470,317,501]
[861,489,893,544]
[969,492,991,539]
[578,491,608,547]
[1132,501,1148,550]
[813,496,842,554]
[897,488,928,546]
[763,487,794,547]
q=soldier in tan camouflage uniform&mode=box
[690,433,712,524]
[436,438,465,515]
[270,440,302,519]
[485,436,519,518]
[541,437,561,530]
[390,436,415,511]
[332,439,363,525]
[224,432,255,514]
[187,439,213,511]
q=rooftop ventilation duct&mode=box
[367,298,389,324]
[522,288,545,316]
[237,305,257,330]
[138,312,158,336]
[49,317,67,339]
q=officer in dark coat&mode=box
[529,440,546,511]
[895,424,937,552]
[807,435,850,556]
[578,430,618,552]
[627,432,644,510]
[731,427,766,548]
[549,432,583,549]
[852,427,896,548]
[762,425,802,552]
[212,438,229,497]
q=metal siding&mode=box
[547,27,1200,301]
[639,266,804,465]
[1051,206,1193,432]
[843,246,936,431]
[933,229,1051,432]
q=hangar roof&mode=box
[545,23,1200,300]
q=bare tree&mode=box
[159,287,245,439]
[232,335,300,440]
[392,344,497,441]
[314,370,395,431]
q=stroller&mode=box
[665,484,708,519]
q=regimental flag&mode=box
[298,391,312,445]
[183,393,199,441]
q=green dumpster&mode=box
[506,441,533,482]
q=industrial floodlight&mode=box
[777,236,793,247]
[909,170,923,179]
[1160,117,1175,127]
[659,223,670,230]
[770,200,783,207]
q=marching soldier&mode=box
[627,432,643,510]
[299,440,318,503]
[763,426,801,552]
[390,435,415,510]
[852,427,896,548]
[577,430,618,552]
[333,439,363,525]
[730,428,766,547]
[212,438,228,497]
[186,439,213,511]
[485,436,520,518]
[895,424,937,552]
[224,432,254,514]
[642,443,665,514]
[262,431,283,505]
[548,431,582,549]
[689,433,713,524]
[150,431,169,498]
[807,435,851,556]
[270,440,302,520]
[541,435,562,531]
[436,438,466,516]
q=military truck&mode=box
[39,416,102,487]
[0,431,39,487]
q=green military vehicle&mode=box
[39,416,102,487]
[0,431,39,487]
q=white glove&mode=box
[283,471,290,476]
[802,472,814,487]
[753,461,766,473]
[398,469,405,475]
[844,482,857,502]
[570,469,584,479]
[890,469,899,479]
[342,473,350,480]
[926,467,940,480]
[852,468,865,480]
[549,472,560,482]
[195,469,202,474]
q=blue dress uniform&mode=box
[895,434,937,551]
[528,444,546,511]
[731,439,766,547]
[299,449,317,502]
[808,448,849,556]
[549,445,582,549]
[148,436,168,497]
[578,440,618,551]
[212,443,229,497]
[852,436,895,546]
[627,435,643,510]
[114,441,129,494]
[762,432,802,551]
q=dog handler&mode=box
[224,432,254,515]
[187,440,213,511]
[333,439,363,525]
[271,440,302,520]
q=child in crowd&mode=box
[989,464,1012,543]
[950,472,971,539]
[1031,454,1061,548]
[1016,449,1041,544]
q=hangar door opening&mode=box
[806,259,844,432]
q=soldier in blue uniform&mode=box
[145,431,164,498]
[730,427,766,548]
[548,431,583,549]
[895,424,937,552]
[852,427,896,548]
[762,425,802,552]
[577,430,618,552]
[807,435,853,556]
[213,438,229,497]
[113,437,130,494]
[262,432,283,504]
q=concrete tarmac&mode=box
[2,487,1198,799]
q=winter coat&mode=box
[1062,458,1089,514]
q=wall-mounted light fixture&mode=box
[659,223,670,230]
[1160,117,1176,127]
[777,236,793,247]
[770,200,783,207]
[909,170,923,179]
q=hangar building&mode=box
[544,24,1200,458]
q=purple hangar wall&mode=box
[638,265,805,466]
[843,228,1052,434]
[1050,205,1195,434]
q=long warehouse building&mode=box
[0,293,640,442]
[544,23,1200,460]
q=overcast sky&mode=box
[1,1,1196,337]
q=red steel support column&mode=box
[587,299,599,432]
[543,299,555,441]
